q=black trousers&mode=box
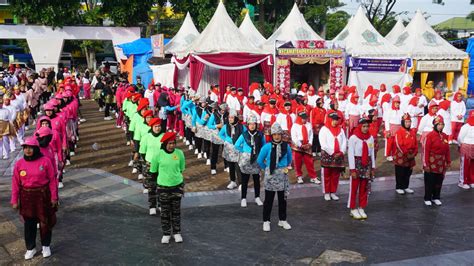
[98,98,105,108]
[210,143,222,170]
[424,172,444,201]
[203,139,210,157]
[263,190,287,222]
[104,103,112,117]
[185,127,194,143]
[395,165,413,189]
[241,173,260,199]
[195,137,203,153]
[228,162,241,183]
[24,218,52,250]
[161,118,167,132]
[312,133,321,153]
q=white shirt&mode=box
[210,92,219,103]
[400,93,412,111]
[291,122,313,147]
[144,89,155,108]
[319,126,347,155]
[345,102,363,119]
[0,107,10,122]
[418,95,428,109]
[337,99,347,113]
[348,134,376,170]
[407,105,423,128]
[276,113,295,131]
[437,109,451,135]
[252,90,261,103]
[417,114,435,135]
[307,95,318,108]
[458,124,474,144]
[226,94,241,111]
[450,101,466,123]
[384,108,403,131]
[3,105,16,123]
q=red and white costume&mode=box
[458,112,474,187]
[383,96,403,157]
[345,93,363,137]
[450,92,466,143]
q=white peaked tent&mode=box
[164,12,200,55]
[261,3,323,53]
[239,12,266,48]
[333,6,407,58]
[392,10,467,60]
[181,2,262,55]
[385,18,405,44]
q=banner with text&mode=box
[350,58,407,73]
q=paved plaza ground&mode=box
[0,100,473,265]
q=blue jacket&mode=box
[257,142,293,169]
[193,107,209,127]
[219,124,246,144]
[234,131,266,153]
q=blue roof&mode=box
[116,38,171,57]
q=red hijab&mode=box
[353,122,371,166]
[350,93,359,105]
[392,85,401,94]
[468,110,474,126]
[428,102,438,116]
[403,86,411,95]
[381,93,391,105]
[364,85,374,99]
[439,100,450,111]
[453,92,463,103]
[392,96,400,110]
[380,84,387,92]
[325,111,342,153]
[369,94,378,107]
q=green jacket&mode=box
[150,149,185,187]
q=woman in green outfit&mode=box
[150,132,186,244]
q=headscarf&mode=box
[380,84,387,92]
[226,116,242,143]
[324,111,342,154]
[391,96,400,110]
[295,114,308,144]
[434,89,442,100]
[270,139,288,175]
[364,85,374,99]
[279,105,293,130]
[157,92,170,107]
[439,100,450,111]
[453,92,463,103]
[350,93,359,105]
[392,85,401,94]
[380,93,391,106]
[403,87,411,95]
[243,126,263,163]
[352,121,371,167]
[408,96,419,107]
[467,110,474,126]
[369,94,378,107]
[428,102,439,116]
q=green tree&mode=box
[10,0,80,28]
[357,0,400,33]
[300,0,345,38]
[101,0,158,27]
[325,10,351,40]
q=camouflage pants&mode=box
[158,186,183,236]
[143,164,159,209]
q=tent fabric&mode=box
[150,64,175,88]
[262,3,322,53]
[348,71,409,97]
[165,12,200,55]
[333,6,407,58]
[133,62,153,89]
[180,2,263,55]
[190,57,205,90]
[392,10,468,60]
[466,38,474,95]
[117,38,152,57]
[194,53,271,70]
[172,55,191,70]
[198,66,219,97]
[260,60,273,84]
[239,12,266,47]
[385,18,405,44]
[120,55,134,83]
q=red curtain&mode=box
[173,65,179,89]
[196,53,270,69]
[190,56,205,91]
[219,68,250,100]
[173,55,189,65]
[260,59,273,84]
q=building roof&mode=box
[435,17,474,31]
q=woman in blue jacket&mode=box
[208,103,228,175]
[219,109,243,190]
[235,114,265,207]
[193,96,210,159]
[257,123,293,232]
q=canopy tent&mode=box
[239,12,266,47]
[173,2,272,99]
[261,3,323,53]
[392,10,469,93]
[385,18,405,44]
[150,63,175,88]
[333,6,409,96]
[164,12,200,55]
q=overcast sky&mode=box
[338,0,473,25]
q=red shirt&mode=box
[423,130,451,173]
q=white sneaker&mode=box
[386,156,393,161]
[126,141,131,146]
[278,220,292,230]
[149,208,157,215]
[203,153,207,159]
[99,108,103,112]
[312,152,317,157]
[432,199,442,206]
[206,159,211,165]
[324,194,331,201]
[459,183,470,189]
[128,160,134,167]
[211,169,217,175]
[350,209,362,219]
[66,160,71,166]
[186,140,190,145]
[404,188,415,194]
[104,116,113,121]
[188,145,193,150]
[358,208,367,219]
[58,182,64,189]
[115,125,121,128]
[42,246,51,258]
[194,149,199,155]
[2,155,9,160]
[297,176,304,184]
[471,184,474,188]
[132,168,138,174]
[161,235,171,244]
[255,197,263,206]
[238,185,241,192]
[424,201,432,206]
[143,189,148,194]
[70,151,75,156]
[396,189,405,195]
[25,126,29,131]
[227,181,237,190]
[173,234,183,243]
[310,178,320,184]
[263,221,271,232]
[197,153,202,159]
[224,167,229,173]
[330,193,339,201]
[80,118,86,123]
[241,199,247,208]
[138,174,144,180]
[24,249,36,260]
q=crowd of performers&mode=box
[5,68,86,260]
[112,78,473,237]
